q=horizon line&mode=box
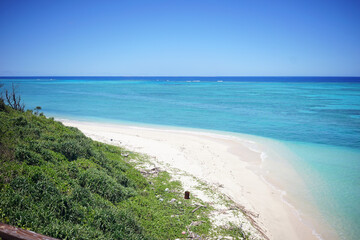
[1,75,360,78]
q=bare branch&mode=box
[4,83,25,111]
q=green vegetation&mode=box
[0,105,212,239]
[0,86,254,240]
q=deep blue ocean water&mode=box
[1,77,360,239]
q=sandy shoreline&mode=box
[60,119,322,240]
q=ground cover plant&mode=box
[0,104,212,239]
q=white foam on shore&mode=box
[243,140,325,240]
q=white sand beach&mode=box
[60,119,322,240]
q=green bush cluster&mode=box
[0,108,213,239]
[79,167,136,203]
[15,145,43,165]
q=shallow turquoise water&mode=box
[1,77,360,239]
[277,141,360,240]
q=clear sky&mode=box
[0,0,359,76]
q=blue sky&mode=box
[0,0,359,76]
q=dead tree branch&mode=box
[4,83,25,111]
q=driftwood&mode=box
[229,203,269,240]
[185,225,203,240]
[190,221,204,226]
[191,204,206,213]
[139,167,161,177]
[229,203,259,218]
[0,222,59,240]
[226,223,246,239]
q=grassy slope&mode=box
[0,106,212,239]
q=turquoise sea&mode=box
[1,77,360,240]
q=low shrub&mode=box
[57,138,92,161]
[15,146,43,165]
[79,168,136,203]
[14,116,28,126]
